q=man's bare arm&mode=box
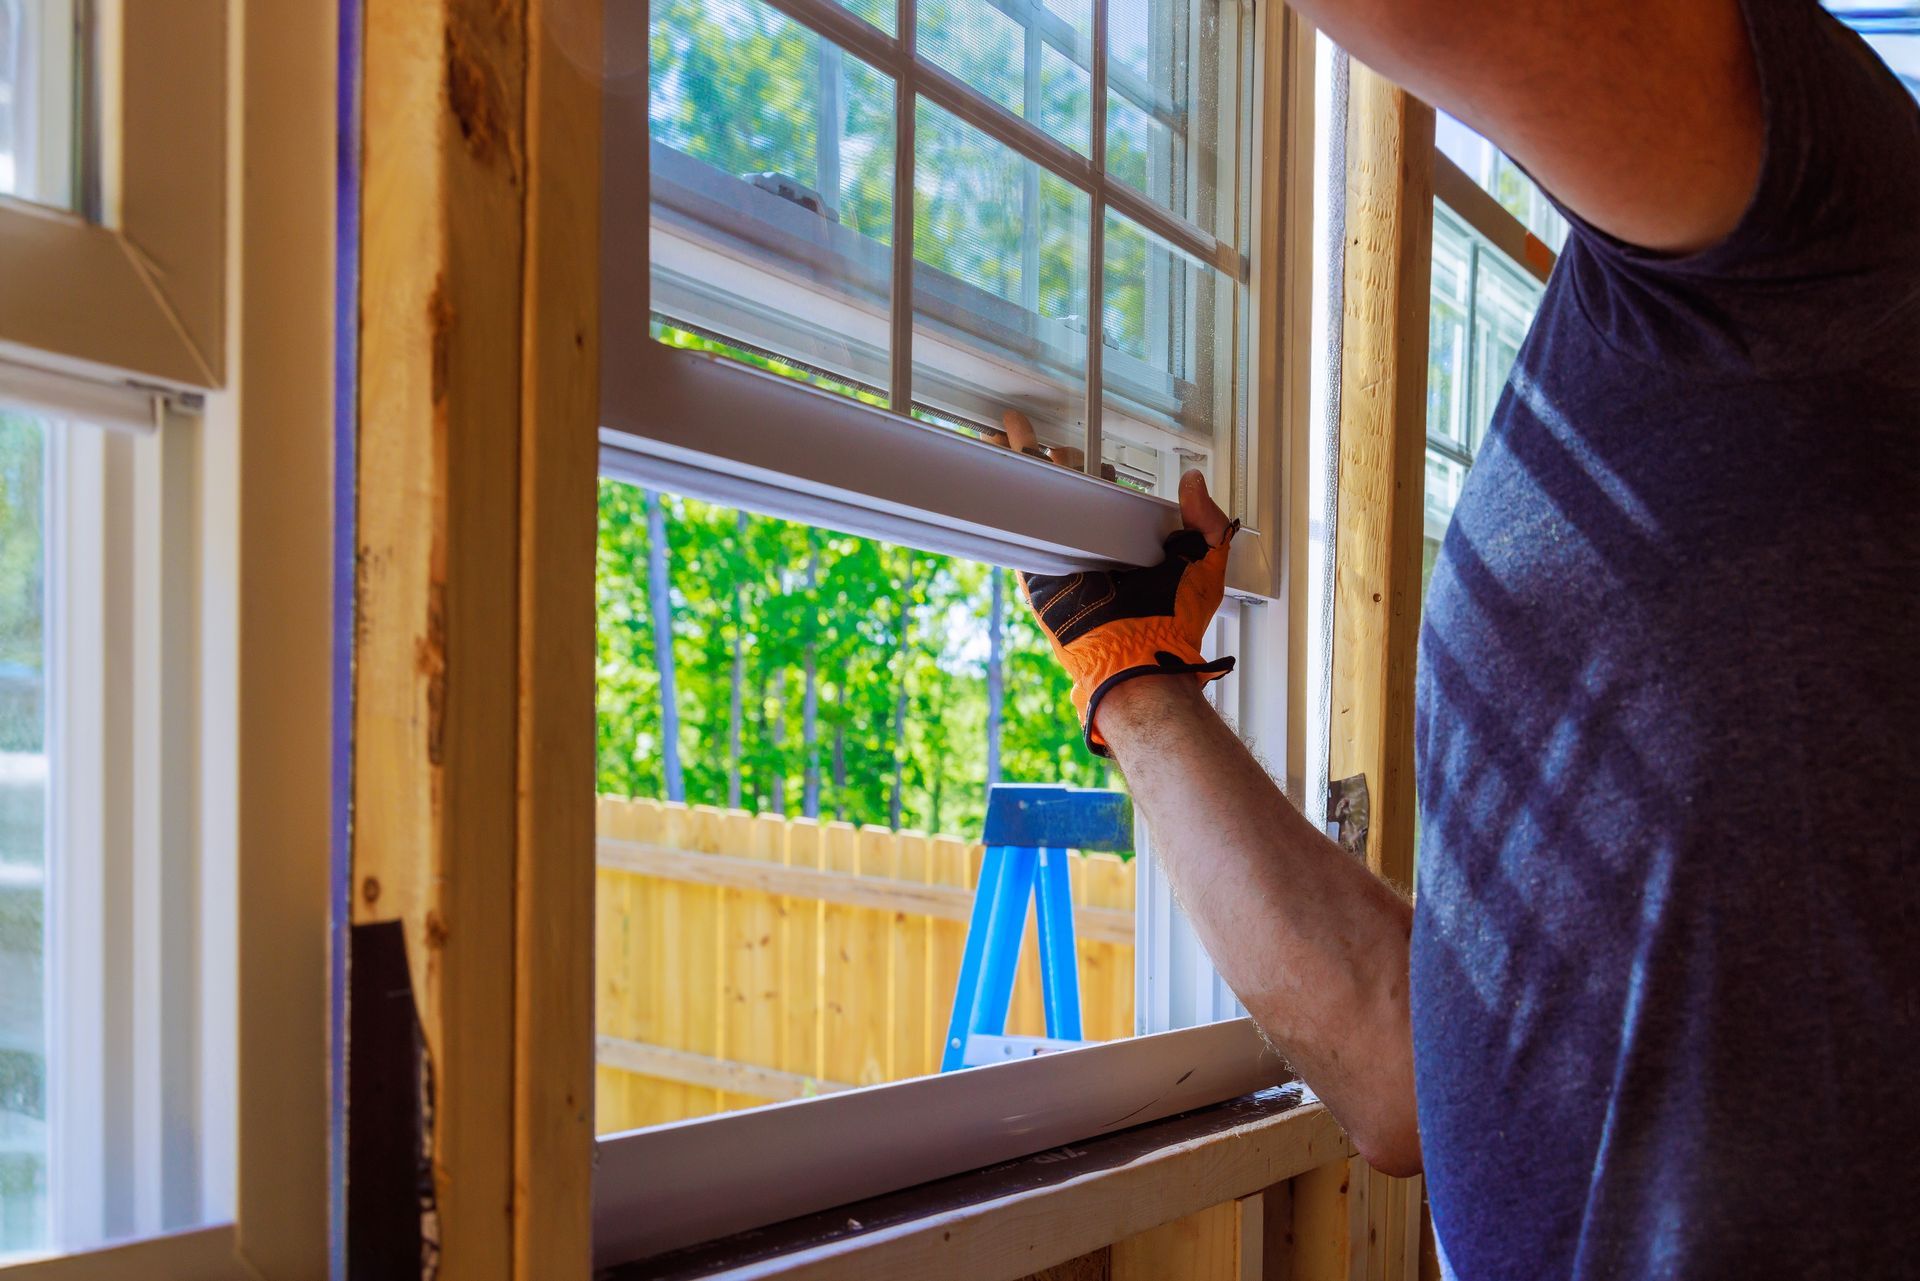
[1296,0,1763,255]
[1100,677,1421,1175]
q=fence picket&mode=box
[859,825,898,1084]
[891,831,934,1080]
[1009,914,1047,1038]
[784,818,826,1090]
[717,810,781,1111]
[928,835,973,1068]
[823,824,881,1086]
[670,805,727,1118]
[1081,852,1136,1041]
[594,797,636,1133]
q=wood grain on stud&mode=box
[1328,61,1435,898]
[513,0,601,1271]
[1326,57,1438,1281]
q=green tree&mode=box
[596,480,1120,844]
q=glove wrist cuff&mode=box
[1066,618,1235,757]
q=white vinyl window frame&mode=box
[602,0,1292,598]
[590,2,1319,1269]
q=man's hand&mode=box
[1019,471,1238,756]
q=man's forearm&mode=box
[1099,676,1421,1175]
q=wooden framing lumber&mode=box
[1326,56,1438,1281]
[1110,1194,1265,1280]
[352,0,599,1274]
[513,0,602,1271]
[1329,60,1435,895]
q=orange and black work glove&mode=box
[1021,517,1237,757]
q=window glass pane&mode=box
[917,0,1093,154]
[594,481,1134,1134]
[1426,211,1471,454]
[1421,219,1547,591]
[1469,249,1536,451]
[649,0,897,401]
[0,0,76,209]
[1421,449,1465,592]
[1101,208,1240,510]
[838,0,895,35]
[0,413,46,1257]
[1434,112,1568,253]
[1036,40,1092,155]
[1104,0,1243,239]
[912,97,1090,462]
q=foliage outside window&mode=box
[598,479,1112,839]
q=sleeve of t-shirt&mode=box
[1555,0,1920,377]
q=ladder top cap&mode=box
[981,785,1132,852]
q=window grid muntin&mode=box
[756,0,1236,273]
[747,0,1246,479]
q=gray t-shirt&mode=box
[1412,3,1920,1276]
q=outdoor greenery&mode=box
[597,481,1113,839]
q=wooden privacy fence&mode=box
[595,796,1137,1133]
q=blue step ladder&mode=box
[940,785,1133,1072]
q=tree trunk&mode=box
[887,555,917,831]
[727,511,746,809]
[929,692,945,835]
[888,673,908,830]
[831,681,847,822]
[985,568,1005,787]
[646,489,685,803]
[768,667,787,814]
[802,548,821,818]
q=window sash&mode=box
[607,0,1281,584]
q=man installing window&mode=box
[1018,2,1919,1275]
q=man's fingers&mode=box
[1178,469,1231,546]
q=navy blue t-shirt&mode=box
[1411,4,1920,1278]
